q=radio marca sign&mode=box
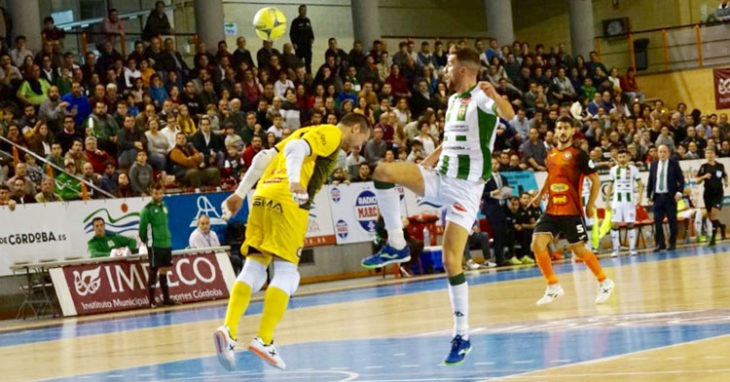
[50,252,235,316]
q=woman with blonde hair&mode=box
[177,104,197,136]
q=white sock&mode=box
[693,214,702,237]
[628,228,637,251]
[375,187,405,249]
[611,229,620,252]
[705,218,713,237]
[448,280,469,338]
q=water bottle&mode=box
[423,227,431,247]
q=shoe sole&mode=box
[248,344,286,370]
[361,255,412,269]
[444,346,472,366]
[213,331,235,371]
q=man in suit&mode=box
[482,161,510,266]
[647,144,685,250]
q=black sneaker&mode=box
[162,299,179,306]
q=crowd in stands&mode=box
[1,2,729,210]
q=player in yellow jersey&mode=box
[213,113,372,371]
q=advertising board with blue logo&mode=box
[501,171,538,197]
[327,183,408,245]
[163,192,249,250]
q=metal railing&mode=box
[0,136,115,199]
[595,17,730,74]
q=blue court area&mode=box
[0,243,724,349]
[45,323,730,381]
[8,243,730,381]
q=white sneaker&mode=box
[213,325,236,371]
[536,284,565,305]
[611,251,620,258]
[249,336,286,370]
[484,260,497,268]
[629,250,638,256]
[465,259,480,270]
[595,278,615,304]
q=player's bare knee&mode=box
[531,236,548,253]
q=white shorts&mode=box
[419,166,483,232]
[611,201,636,224]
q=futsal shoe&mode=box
[464,259,480,270]
[213,325,236,371]
[444,334,472,365]
[508,256,522,266]
[162,298,179,306]
[520,256,535,265]
[536,284,565,305]
[629,250,638,256]
[249,337,286,370]
[361,244,411,269]
[595,278,615,304]
[611,251,620,258]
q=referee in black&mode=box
[697,147,728,245]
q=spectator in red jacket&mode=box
[84,136,115,174]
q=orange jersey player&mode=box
[529,116,615,306]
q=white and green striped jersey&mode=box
[436,85,499,182]
[582,159,595,206]
[609,164,641,203]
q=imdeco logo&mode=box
[73,267,102,296]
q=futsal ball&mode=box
[253,7,287,41]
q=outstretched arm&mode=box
[479,81,515,121]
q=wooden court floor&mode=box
[2,243,730,381]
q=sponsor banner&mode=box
[163,192,248,250]
[714,68,730,110]
[51,252,233,316]
[501,171,538,197]
[328,182,379,244]
[0,197,149,277]
[328,183,409,244]
[304,189,336,246]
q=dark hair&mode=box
[15,35,26,43]
[92,217,104,225]
[44,16,54,24]
[0,185,9,192]
[556,115,574,125]
[151,182,165,191]
[454,48,480,68]
[339,113,372,131]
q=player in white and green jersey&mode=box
[437,85,500,182]
[581,159,596,250]
[606,149,644,256]
[360,48,514,365]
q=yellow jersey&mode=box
[254,124,342,205]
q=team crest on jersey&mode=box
[457,102,468,121]
[550,183,570,192]
[563,152,573,160]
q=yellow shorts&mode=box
[242,196,308,265]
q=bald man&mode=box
[647,144,685,250]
